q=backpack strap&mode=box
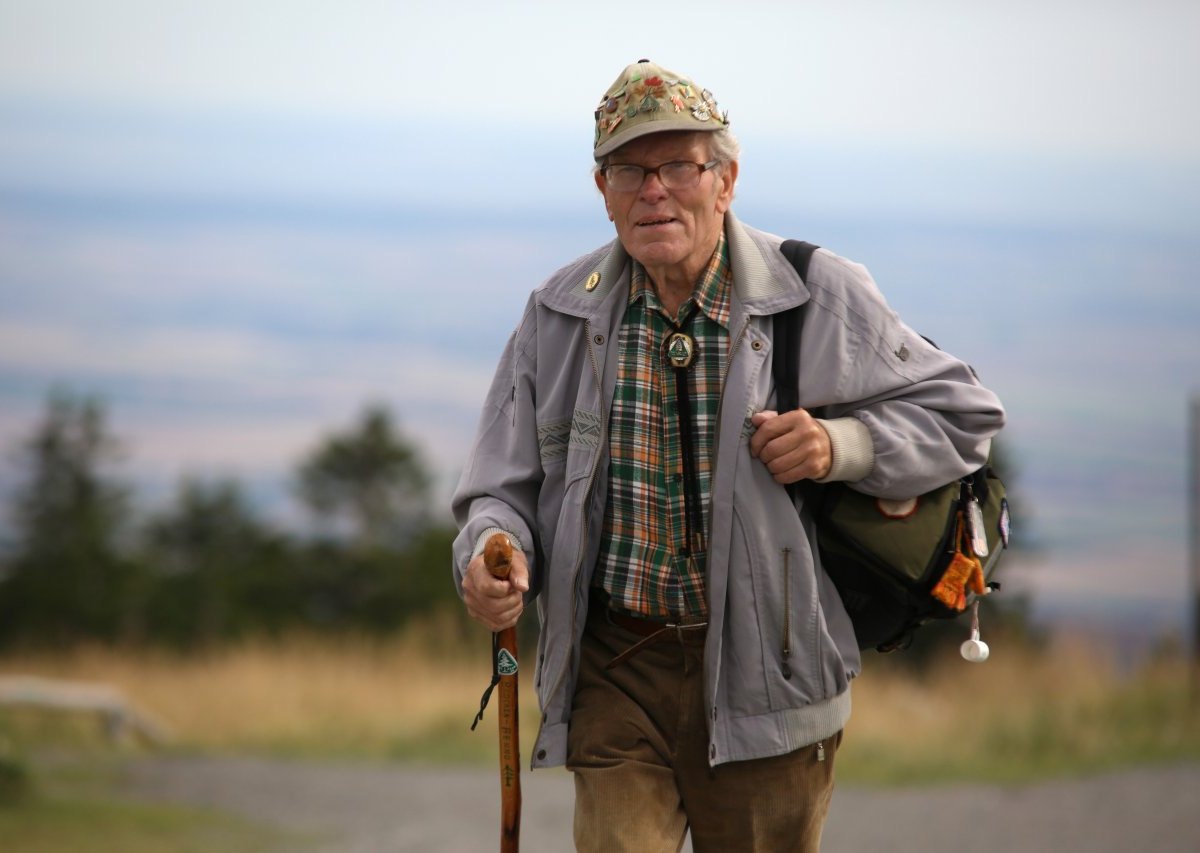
[773,240,819,504]
[773,240,819,413]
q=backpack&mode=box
[773,240,1010,653]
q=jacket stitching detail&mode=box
[569,409,602,450]
[537,418,571,463]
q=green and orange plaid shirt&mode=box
[594,234,732,619]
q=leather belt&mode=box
[606,608,707,638]
[589,597,707,670]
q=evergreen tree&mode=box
[0,392,138,645]
[143,479,291,646]
[296,405,432,551]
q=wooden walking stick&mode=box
[470,532,522,852]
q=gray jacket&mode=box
[452,212,1005,769]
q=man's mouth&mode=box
[637,217,677,227]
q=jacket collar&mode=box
[540,211,811,323]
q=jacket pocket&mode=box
[780,547,794,681]
[724,504,772,715]
[731,496,828,714]
[772,541,825,707]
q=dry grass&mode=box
[844,635,1200,783]
[0,615,534,763]
[2,623,1197,782]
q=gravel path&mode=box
[119,756,1200,852]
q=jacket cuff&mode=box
[472,527,524,559]
[815,417,874,483]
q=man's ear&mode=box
[716,160,738,213]
[594,171,613,220]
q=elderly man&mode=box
[453,59,1005,852]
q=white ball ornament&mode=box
[960,635,990,663]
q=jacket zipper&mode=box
[544,318,608,717]
[781,547,793,679]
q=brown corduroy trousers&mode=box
[567,604,840,853]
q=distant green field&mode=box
[0,756,292,852]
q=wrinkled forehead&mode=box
[603,131,712,164]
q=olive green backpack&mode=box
[775,240,1010,652]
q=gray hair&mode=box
[706,127,741,168]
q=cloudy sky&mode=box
[1,0,1198,640]
[3,0,1197,156]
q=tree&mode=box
[0,392,139,645]
[296,405,432,551]
[142,479,290,647]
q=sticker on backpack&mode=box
[875,497,919,519]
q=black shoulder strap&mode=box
[779,239,820,282]
[772,240,819,416]
[774,240,819,507]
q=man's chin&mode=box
[628,241,686,269]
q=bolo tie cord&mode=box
[665,304,706,575]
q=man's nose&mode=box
[638,170,670,201]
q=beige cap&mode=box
[593,59,729,160]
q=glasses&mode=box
[602,160,719,193]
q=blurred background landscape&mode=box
[1,1,1198,850]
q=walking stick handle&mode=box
[483,533,514,580]
[483,532,521,852]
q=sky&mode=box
[1,0,1199,644]
[2,1,1197,158]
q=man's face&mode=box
[594,132,737,283]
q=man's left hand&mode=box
[749,409,833,484]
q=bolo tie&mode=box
[664,303,706,575]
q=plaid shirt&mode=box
[594,234,732,619]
